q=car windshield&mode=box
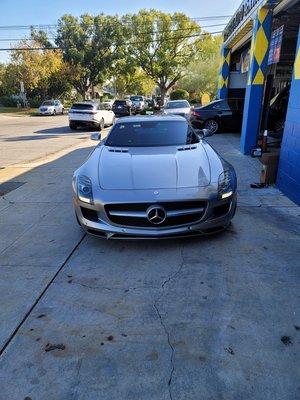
[114,100,126,105]
[130,96,143,101]
[165,101,190,109]
[105,120,198,147]
[42,101,55,106]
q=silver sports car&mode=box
[72,115,237,239]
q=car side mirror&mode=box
[91,132,101,141]
[195,128,214,138]
[202,128,214,137]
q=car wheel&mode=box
[61,108,64,115]
[99,118,105,131]
[53,109,57,116]
[69,122,77,130]
[204,119,219,134]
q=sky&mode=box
[0,0,242,62]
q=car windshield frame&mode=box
[105,120,199,148]
[165,101,190,109]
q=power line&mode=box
[0,16,232,30]
[0,30,223,51]
[0,23,227,42]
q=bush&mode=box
[170,89,189,101]
[28,98,42,108]
[0,96,19,107]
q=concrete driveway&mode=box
[0,117,299,400]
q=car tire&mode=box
[204,119,219,134]
[99,118,105,131]
[53,109,57,116]
[69,122,77,130]
[61,108,64,115]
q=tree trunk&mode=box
[159,85,167,106]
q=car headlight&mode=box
[77,175,94,204]
[218,170,235,199]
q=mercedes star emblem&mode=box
[147,205,166,225]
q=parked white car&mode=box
[69,102,115,130]
[69,101,115,130]
[163,100,191,118]
[38,100,64,115]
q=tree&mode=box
[115,68,156,97]
[179,35,222,99]
[0,33,73,103]
[56,14,123,99]
[124,10,202,104]
[170,88,189,100]
[8,39,72,101]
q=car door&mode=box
[54,101,60,113]
[212,100,232,130]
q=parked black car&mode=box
[190,86,290,134]
[190,98,245,133]
[112,100,132,117]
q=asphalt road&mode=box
[0,116,299,400]
[0,114,95,167]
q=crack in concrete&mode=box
[72,358,83,400]
[153,247,185,400]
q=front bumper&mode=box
[38,110,53,115]
[73,195,237,239]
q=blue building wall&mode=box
[240,6,273,154]
[277,27,300,205]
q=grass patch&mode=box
[0,107,38,116]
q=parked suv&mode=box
[69,102,115,130]
[112,100,132,117]
[38,100,64,115]
[130,96,145,113]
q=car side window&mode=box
[212,100,230,110]
[227,99,238,110]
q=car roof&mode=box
[115,115,187,124]
[72,101,96,106]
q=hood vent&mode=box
[108,148,129,153]
[177,145,197,151]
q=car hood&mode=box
[164,108,190,115]
[98,144,211,190]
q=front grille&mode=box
[105,201,206,229]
